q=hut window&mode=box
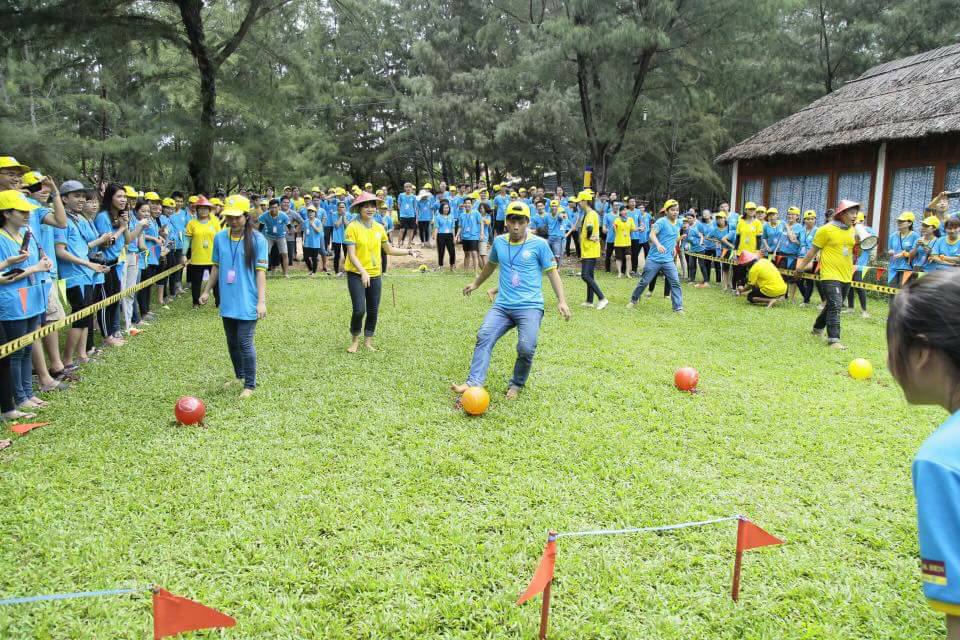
[740,179,763,211]
[947,164,960,212]
[769,175,828,224]
[800,175,829,225]
[837,172,873,224]
[888,166,935,239]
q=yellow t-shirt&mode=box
[747,258,787,297]
[736,219,763,251]
[613,216,636,247]
[185,217,222,265]
[813,222,855,283]
[580,210,601,259]
[344,220,388,277]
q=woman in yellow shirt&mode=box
[736,251,787,306]
[612,208,636,278]
[184,196,221,308]
[733,202,762,288]
[344,191,419,353]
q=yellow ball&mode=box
[848,358,873,380]
[418,264,428,272]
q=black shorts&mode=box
[400,217,417,230]
[462,240,479,252]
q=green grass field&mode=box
[0,269,944,638]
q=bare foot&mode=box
[364,338,376,352]
[347,337,360,353]
[766,299,778,308]
[450,383,469,394]
[828,342,847,350]
[506,386,521,400]
[239,388,253,398]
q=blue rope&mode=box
[0,587,146,606]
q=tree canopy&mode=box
[4,0,959,202]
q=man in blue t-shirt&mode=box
[258,199,289,277]
[451,201,571,400]
[397,182,417,248]
[492,186,511,235]
[629,199,684,312]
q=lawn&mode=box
[0,267,943,639]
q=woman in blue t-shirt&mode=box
[888,212,920,286]
[198,197,267,398]
[302,205,326,275]
[331,201,352,276]
[433,200,457,271]
[887,271,960,638]
[0,190,55,411]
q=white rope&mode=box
[555,515,741,539]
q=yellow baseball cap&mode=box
[188,195,199,204]
[21,171,44,187]
[364,182,373,189]
[161,197,176,207]
[803,209,817,219]
[568,194,579,203]
[423,182,433,190]
[210,197,223,206]
[714,210,727,218]
[518,187,527,193]
[221,194,251,217]
[577,189,595,202]
[123,185,138,199]
[923,215,940,228]
[661,198,679,212]
[144,191,161,201]
[744,201,757,210]
[766,207,779,216]
[0,156,29,174]
[0,189,39,212]
[506,201,531,218]
[898,211,916,222]
[787,206,800,215]
[312,186,321,193]
[755,205,767,215]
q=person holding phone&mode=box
[199,196,266,398]
[95,183,143,345]
[0,190,54,410]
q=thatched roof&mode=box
[717,43,960,163]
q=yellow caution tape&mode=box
[685,251,904,295]
[0,264,184,359]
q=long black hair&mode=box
[229,214,258,271]
[887,270,960,379]
[100,183,125,225]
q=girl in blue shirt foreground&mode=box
[888,270,960,638]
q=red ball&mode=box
[174,396,206,425]
[674,367,699,392]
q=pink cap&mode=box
[737,251,759,265]
[349,191,383,212]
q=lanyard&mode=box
[229,234,243,266]
[505,237,528,270]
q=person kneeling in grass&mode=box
[451,202,570,400]
[736,251,786,307]
[199,196,266,398]
[887,270,960,639]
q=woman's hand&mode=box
[0,252,28,270]
[360,269,371,288]
[256,302,267,319]
[89,262,110,274]
[198,291,209,305]
[33,257,53,273]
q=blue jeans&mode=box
[2,315,41,404]
[631,260,683,310]
[467,306,543,389]
[222,317,258,389]
[548,238,563,261]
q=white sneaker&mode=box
[580,302,594,308]
[597,299,609,310]
[626,301,636,309]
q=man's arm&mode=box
[463,260,498,295]
[796,245,821,271]
[546,268,571,320]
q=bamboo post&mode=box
[538,579,552,639]
[731,518,745,602]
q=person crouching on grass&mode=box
[735,251,786,307]
[198,196,266,398]
[344,191,420,353]
[887,270,960,640]
[451,201,571,401]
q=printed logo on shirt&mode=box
[921,559,947,585]
[522,250,533,260]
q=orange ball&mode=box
[674,367,699,392]
[461,386,490,416]
[175,396,206,425]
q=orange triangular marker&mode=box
[517,533,557,605]
[152,587,236,639]
[736,518,784,552]
[18,287,27,313]
[10,422,48,435]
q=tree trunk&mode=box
[187,47,217,194]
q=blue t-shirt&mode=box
[488,235,556,311]
[212,230,268,321]
[707,223,731,254]
[435,213,456,234]
[547,213,565,240]
[258,212,289,238]
[398,193,416,219]
[332,213,355,243]
[913,409,960,608]
[493,195,511,222]
[94,211,126,263]
[603,212,616,242]
[169,210,189,249]
[888,231,919,273]
[798,224,818,256]
[460,211,481,241]
[762,221,785,253]
[303,217,324,249]
[322,200,338,226]
[55,214,96,287]
[27,200,57,281]
[144,217,161,266]
[0,229,46,320]
[780,222,802,255]
[627,210,644,241]
[648,216,680,263]
[416,196,436,222]
[928,236,960,271]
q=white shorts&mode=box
[44,281,66,324]
[479,239,489,256]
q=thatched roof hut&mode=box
[717,44,960,245]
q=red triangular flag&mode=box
[736,518,784,552]
[18,287,27,313]
[152,587,236,639]
[517,533,557,605]
[10,421,48,435]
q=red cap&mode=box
[737,251,759,265]
[194,195,213,208]
[349,191,383,212]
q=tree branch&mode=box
[213,0,267,68]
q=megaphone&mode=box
[855,223,878,251]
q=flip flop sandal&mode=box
[0,440,11,451]
[40,381,69,393]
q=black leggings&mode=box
[437,233,456,266]
[347,272,382,337]
[685,253,698,281]
[581,258,605,303]
[324,227,333,250]
[605,241,615,272]
[97,264,121,338]
[137,264,156,314]
[565,231,581,257]
[333,242,344,273]
[630,240,641,273]
[0,321,15,413]
[187,264,219,306]
[494,219,505,235]
[615,246,629,275]
[418,221,431,244]
[698,257,712,282]
[304,247,320,273]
